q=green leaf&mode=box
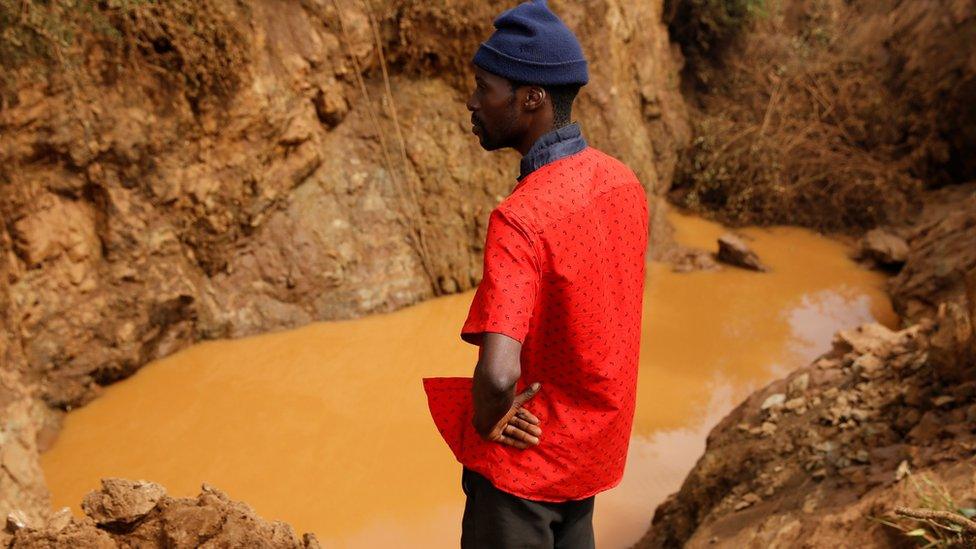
[959,507,976,518]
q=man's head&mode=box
[466,0,587,153]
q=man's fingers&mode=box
[498,435,532,450]
[497,434,530,449]
[516,407,540,425]
[504,424,540,446]
[508,416,542,437]
[513,382,542,407]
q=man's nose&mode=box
[466,94,477,112]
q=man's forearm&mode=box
[471,333,522,437]
[472,364,516,436]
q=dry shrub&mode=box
[664,0,769,87]
[671,48,921,232]
[0,0,249,111]
[667,0,976,232]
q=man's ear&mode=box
[523,86,546,111]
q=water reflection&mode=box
[785,288,880,363]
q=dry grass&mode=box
[668,0,927,233]
[874,474,976,548]
[0,0,248,110]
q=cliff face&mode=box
[637,0,976,541]
[0,0,688,525]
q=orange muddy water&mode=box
[41,211,896,548]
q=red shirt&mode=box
[424,146,648,502]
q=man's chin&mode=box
[477,136,504,151]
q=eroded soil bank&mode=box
[0,0,688,528]
[638,188,976,548]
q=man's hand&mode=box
[485,383,542,449]
[471,333,543,449]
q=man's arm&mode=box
[472,332,542,449]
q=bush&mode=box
[0,0,247,110]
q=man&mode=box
[423,1,649,547]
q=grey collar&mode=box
[518,122,588,181]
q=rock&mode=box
[5,511,28,533]
[312,83,349,128]
[787,373,809,398]
[716,233,768,271]
[761,393,786,410]
[816,357,842,369]
[895,460,911,481]
[10,518,116,548]
[760,421,778,436]
[45,507,72,533]
[81,478,165,526]
[784,397,807,413]
[835,323,900,357]
[906,411,942,443]
[890,187,976,321]
[304,532,323,549]
[852,354,883,373]
[857,229,909,267]
[734,492,761,511]
[13,480,314,547]
[667,246,720,273]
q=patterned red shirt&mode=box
[424,146,648,502]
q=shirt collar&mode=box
[518,122,588,181]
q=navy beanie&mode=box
[473,0,589,86]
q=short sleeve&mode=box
[461,208,541,345]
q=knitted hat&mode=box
[473,0,589,86]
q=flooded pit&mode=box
[40,211,895,548]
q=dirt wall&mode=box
[0,0,689,524]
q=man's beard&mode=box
[475,107,519,151]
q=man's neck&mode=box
[515,122,561,156]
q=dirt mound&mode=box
[642,182,976,547]
[4,479,319,548]
[638,307,976,547]
[666,0,976,232]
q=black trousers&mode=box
[460,468,596,549]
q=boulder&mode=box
[81,478,166,526]
[716,233,768,272]
[857,229,909,267]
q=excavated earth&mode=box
[637,187,976,548]
[2,0,975,547]
[5,479,321,548]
